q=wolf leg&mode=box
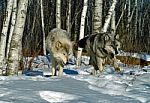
[52,59,56,76]
[58,65,63,77]
[90,56,98,75]
[52,67,56,76]
[112,57,122,72]
[96,57,104,73]
[92,65,99,75]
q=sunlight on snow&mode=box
[39,91,79,102]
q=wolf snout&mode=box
[65,58,73,65]
[61,61,70,65]
[61,59,69,65]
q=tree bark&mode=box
[134,0,138,38]
[0,0,13,65]
[111,11,116,33]
[127,1,136,31]
[127,0,131,32]
[40,0,46,55]
[56,0,61,28]
[66,0,71,34]
[116,3,126,30]
[76,0,88,66]
[7,0,29,75]
[74,0,80,42]
[101,0,117,33]
[139,0,143,36]
[6,0,17,59]
[93,0,103,34]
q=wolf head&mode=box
[113,34,121,54]
[104,34,121,58]
[54,40,73,65]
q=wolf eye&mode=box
[63,53,66,56]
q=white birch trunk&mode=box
[127,0,131,31]
[7,0,29,75]
[0,0,13,65]
[111,11,116,33]
[128,6,135,27]
[134,0,138,38]
[67,0,71,33]
[101,0,117,33]
[126,0,136,32]
[56,0,61,28]
[40,0,46,55]
[76,0,88,66]
[93,0,103,34]
[6,0,17,59]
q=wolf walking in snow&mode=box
[78,32,122,75]
[46,28,73,77]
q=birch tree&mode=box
[6,0,17,59]
[101,0,117,33]
[126,1,136,32]
[74,0,80,42]
[127,0,131,32]
[0,0,13,66]
[93,0,103,34]
[111,11,116,33]
[40,0,46,55]
[56,0,61,28]
[141,0,148,37]
[116,2,126,30]
[139,0,143,36]
[66,0,71,33]
[76,0,88,66]
[134,0,138,38]
[7,0,29,75]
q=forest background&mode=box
[0,0,149,75]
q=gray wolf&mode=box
[78,32,121,75]
[46,28,73,77]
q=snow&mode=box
[0,54,150,103]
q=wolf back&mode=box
[78,33,118,58]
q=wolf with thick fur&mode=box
[78,32,121,74]
[46,28,73,77]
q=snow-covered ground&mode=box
[0,54,150,103]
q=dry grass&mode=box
[116,56,150,67]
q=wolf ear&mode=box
[115,34,119,39]
[104,35,109,41]
[55,41,62,49]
